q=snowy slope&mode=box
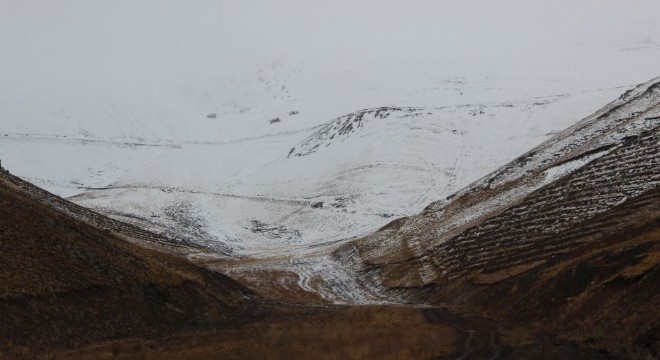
[334,76,660,302]
[0,84,629,258]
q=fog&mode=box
[1,0,659,131]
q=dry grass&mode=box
[45,305,460,360]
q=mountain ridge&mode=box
[331,76,660,358]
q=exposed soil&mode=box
[0,171,257,357]
[41,305,468,360]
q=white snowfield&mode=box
[0,78,631,257]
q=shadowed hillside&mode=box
[0,170,486,359]
[0,169,259,357]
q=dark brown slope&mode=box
[410,187,659,359]
[0,169,257,357]
[0,170,482,360]
[335,79,660,358]
[0,166,209,255]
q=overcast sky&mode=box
[1,0,659,106]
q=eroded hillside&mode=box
[335,77,660,358]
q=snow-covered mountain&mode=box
[337,75,660,284]
[0,82,631,257]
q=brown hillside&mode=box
[0,170,257,357]
[0,170,478,359]
[335,78,660,358]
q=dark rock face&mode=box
[287,107,421,157]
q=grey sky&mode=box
[1,1,659,102]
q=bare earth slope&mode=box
[0,169,259,357]
[0,170,487,360]
[335,78,660,358]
